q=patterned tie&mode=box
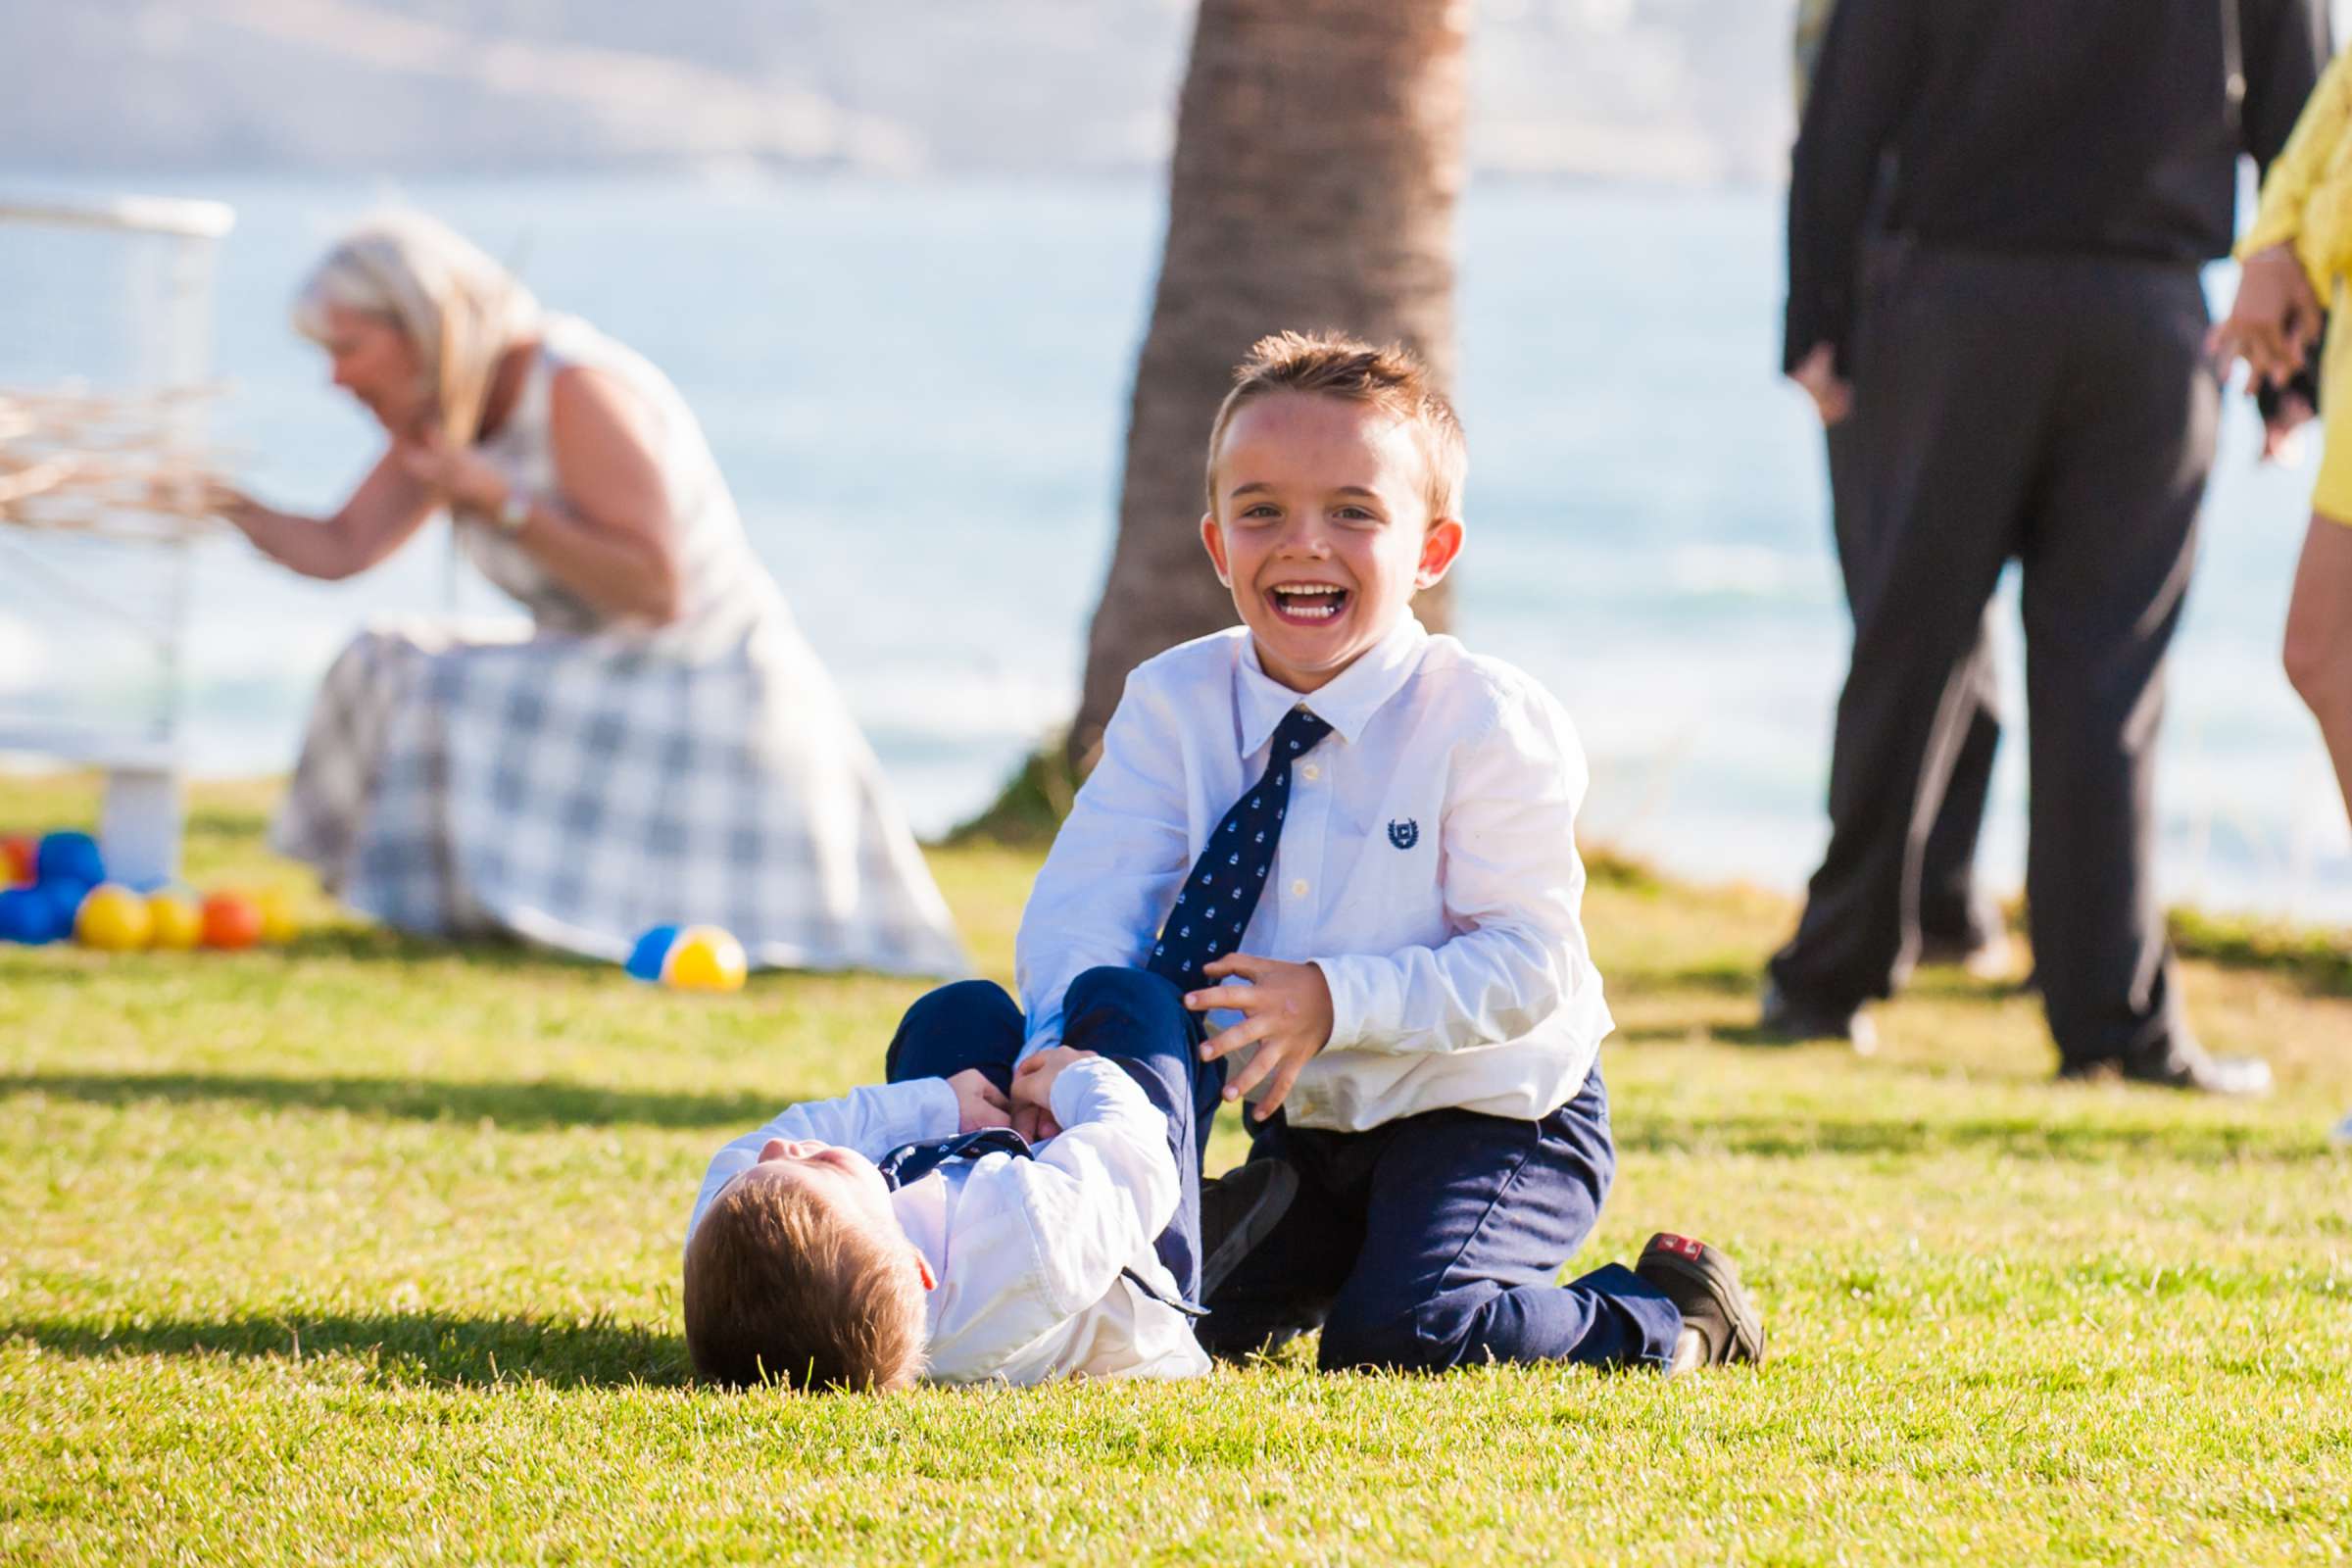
[1147,705,1333,995]
[873,1124,1203,1315]
[875,1127,1032,1191]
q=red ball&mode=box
[1,835,34,887]
[200,892,264,951]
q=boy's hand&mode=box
[1009,1047,1096,1143]
[1189,955,1333,1122]
[947,1068,1013,1134]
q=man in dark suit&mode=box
[1768,0,2330,1091]
[1791,0,2012,987]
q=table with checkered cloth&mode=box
[270,315,968,977]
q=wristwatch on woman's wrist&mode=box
[494,486,531,536]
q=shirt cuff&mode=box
[1017,1011,1064,1064]
[1048,1054,1148,1125]
[1311,955,1378,1053]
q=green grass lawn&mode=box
[3,773,2347,1565]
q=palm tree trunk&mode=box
[1067,0,1469,768]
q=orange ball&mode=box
[200,891,264,951]
[1,835,34,887]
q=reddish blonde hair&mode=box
[1204,331,1466,521]
[682,1175,925,1393]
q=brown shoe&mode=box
[1637,1232,1765,1377]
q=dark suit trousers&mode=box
[1198,1065,1681,1373]
[1826,416,2002,952]
[1771,246,2216,1068]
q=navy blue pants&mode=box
[883,967,1222,1300]
[1200,1067,1683,1373]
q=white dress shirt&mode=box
[1016,615,1613,1132]
[687,1058,1209,1386]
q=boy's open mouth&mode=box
[1267,583,1350,624]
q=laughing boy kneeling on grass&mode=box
[997,330,1765,1377]
[682,332,1765,1393]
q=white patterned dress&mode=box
[273,315,968,977]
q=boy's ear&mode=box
[1416,516,1465,590]
[1200,513,1232,586]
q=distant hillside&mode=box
[0,0,1796,183]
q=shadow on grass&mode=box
[1,1310,691,1389]
[3,1070,793,1131]
[1607,959,1762,998]
[279,924,611,974]
[1614,1110,2328,1164]
[277,926,926,993]
[2169,907,2352,999]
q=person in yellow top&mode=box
[2214,44,2352,839]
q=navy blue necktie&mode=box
[1147,705,1333,995]
[875,1127,1032,1191]
[873,1124,1204,1316]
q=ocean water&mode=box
[2,171,2347,922]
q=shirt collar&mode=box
[1236,614,1429,755]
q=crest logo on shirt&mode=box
[1387,818,1419,851]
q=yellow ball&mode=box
[255,887,299,945]
[74,883,153,952]
[147,889,204,950]
[664,925,748,992]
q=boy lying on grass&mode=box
[683,964,1228,1390]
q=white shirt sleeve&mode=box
[953,1056,1179,1343]
[1013,672,1193,1058]
[685,1077,961,1244]
[1311,683,1598,1056]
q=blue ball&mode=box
[625,924,680,982]
[0,886,62,944]
[35,831,105,889]
[43,881,92,930]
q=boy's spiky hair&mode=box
[1204,330,1466,519]
[682,1175,926,1393]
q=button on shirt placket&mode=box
[1201,724,1325,1042]
[1281,752,1328,931]
[1269,723,1330,1121]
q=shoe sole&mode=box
[1200,1158,1299,1301]
[1639,1244,1766,1366]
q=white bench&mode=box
[0,723,183,887]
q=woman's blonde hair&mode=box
[292,211,539,445]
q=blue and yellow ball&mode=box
[626,922,749,991]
